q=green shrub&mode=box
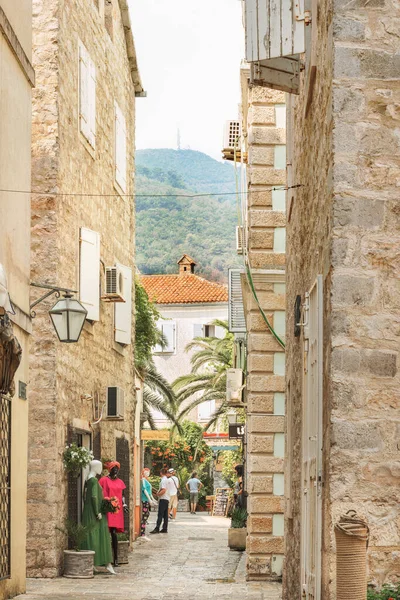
[231,507,248,529]
[367,583,400,600]
[57,519,94,552]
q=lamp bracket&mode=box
[29,282,77,318]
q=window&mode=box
[273,228,286,253]
[155,322,176,353]
[204,324,215,338]
[275,104,286,128]
[79,227,100,321]
[272,189,286,212]
[274,145,286,170]
[115,102,127,192]
[79,42,96,148]
[114,264,132,345]
[198,400,215,421]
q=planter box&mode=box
[228,527,247,551]
[118,540,129,564]
[177,499,189,512]
[63,550,95,579]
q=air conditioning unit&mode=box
[236,226,244,255]
[102,266,125,302]
[106,386,125,419]
[226,368,244,404]
[223,120,241,150]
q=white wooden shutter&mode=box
[301,276,323,600]
[244,0,306,94]
[79,43,90,141]
[163,322,176,353]
[114,264,132,345]
[228,269,246,333]
[193,324,204,338]
[115,102,127,192]
[79,227,100,321]
[88,59,96,148]
[215,325,226,339]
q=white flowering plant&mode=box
[63,443,94,475]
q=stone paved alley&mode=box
[15,514,282,600]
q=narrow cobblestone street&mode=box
[15,514,282,600]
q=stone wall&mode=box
[240,81,286,580]
[28,0,137,577]
[285,0,400,595]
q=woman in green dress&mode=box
[81,460,116,574]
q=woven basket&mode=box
[335,511,369,600]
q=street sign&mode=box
[229,423,245,439]
[141,429,170,441]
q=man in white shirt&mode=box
[150,468,174,534]
[168,468,180,520]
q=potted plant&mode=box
[63,443,94,476]
[228,507,248,551]
[117,533,129,564]
[58,520,95,579]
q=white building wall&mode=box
[152,302,228,426]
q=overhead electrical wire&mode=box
[0,185,302,199]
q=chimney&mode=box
[177,254,196,276]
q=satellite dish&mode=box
[0,263,15,314]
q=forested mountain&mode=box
[135,149,241,281]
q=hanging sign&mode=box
[229,423,245,439]
[141,430,170,441]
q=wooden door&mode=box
[301,276,323,599]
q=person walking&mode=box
[150,468,174,534]
[168,468,180,520]
[141,468,157,539]
[186,472,203,514]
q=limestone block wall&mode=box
[28,0,137,577]
[241,84,286,580]
[284,0,400,595]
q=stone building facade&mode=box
[0,1,34,597]
[238,69,287,580]
[141,255,229,428]
[285,0,399,598]
[28,0,142,577]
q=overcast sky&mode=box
[129,0,244,160]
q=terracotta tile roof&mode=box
[140,274,228,305]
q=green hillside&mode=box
[135,149,241,281]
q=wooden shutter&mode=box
[244,0,306,94]
[79,43,90,140]
[115,102,127,192]
[88,59,96,148]
[162,322,176,352]
[114,264,132,345]
[193,324,204,338]
[228,269,246,333]
[301,276,323,599]
[79,227,100,321]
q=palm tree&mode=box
[172,320,234,431]
[135,277,179,430]
[141,359,181,430]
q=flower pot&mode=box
[177,499,190,512]
[117,540,129,564]
[228,527,247,551]
[63,549,95,578]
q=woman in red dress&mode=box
[99,461,128,567]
